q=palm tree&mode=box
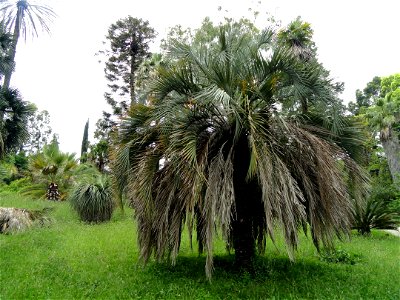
[113,22,368,278]
[24,141,78,200]
[0,87,35,157]
[0,0,55,89]
[365,74,400,185]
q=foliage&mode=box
[348,76,381,115]
[0,88,35,157]
[98,16,156,114]
[0,22,13,80]
[352,195,399,235]
[23,141,78,200]
[112,18,368,278]
[363,74,400,186]
[80,119,89,163]
[1,193,399,299]
[23,109,53,154]
[69,173,114,223]
[319,248,361,265]
[277,16,316,61]
[0,151,28,185]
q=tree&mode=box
[24,140,78,200]
[0,0,55,89]
[364,74,400,185]
[0,87,35,157]
[112,20,368,278]
[348,76,381,115]
[80,119,89,163]
[99,16,156,115]
[0,21,13,81]
[23,109,53,154]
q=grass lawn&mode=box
[1,192,399,299]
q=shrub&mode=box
[352,196,400,235]
[69,175,114,223]
[319,248,361,265]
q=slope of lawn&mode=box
[0,192,399,299]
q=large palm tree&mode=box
[113,22,368,278]
[0,0,55,89]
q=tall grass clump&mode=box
[69,174,114,223]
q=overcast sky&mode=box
[10,0,400,155]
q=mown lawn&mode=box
[1,192,399,299]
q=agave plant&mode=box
[112,20,368,278]
[69,174,114,223]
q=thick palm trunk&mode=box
[232,134,256,269]
[2,6,23,90]
[381,130,400,187]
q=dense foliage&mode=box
[112,18,368,278]
[69,174,114,223]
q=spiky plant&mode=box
[353,196,399,235]
[112,20,368,278]
[69,174,114,223]
[23,142,78,200]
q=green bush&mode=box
[352,196,399,235]
[69,175,114,223]
[319,248,361,265]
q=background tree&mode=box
[0,0,55,89]
[80,119,89,163]
[0,21,13,81]
[364,74,400,185]
[348,76,381,115]
[113,19,368,278]
[99,16,156,115]
[22,109,53,154]
[0,87,35,157]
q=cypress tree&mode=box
[80,119,89,163]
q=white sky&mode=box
[10,0,400,155]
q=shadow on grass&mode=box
[147,254,344,278]
[141,254,355,296]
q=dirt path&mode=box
[384,228,400,237]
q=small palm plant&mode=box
[353,196,400,235]
[69,174,114,223]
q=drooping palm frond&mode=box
[113,23,369,279]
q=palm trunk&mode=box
[381,129,400,187]
[2,6,23,90]
[232,134,256,269]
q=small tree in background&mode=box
[23,109,53,154]
[80,119,89,163]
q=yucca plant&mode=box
[69,174,114,223]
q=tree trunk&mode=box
[232,134,256,270]
[2,5,23,90]
[381,130,400,187]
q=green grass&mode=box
[1,192,399,299]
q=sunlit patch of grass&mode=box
[1,193,399,299]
